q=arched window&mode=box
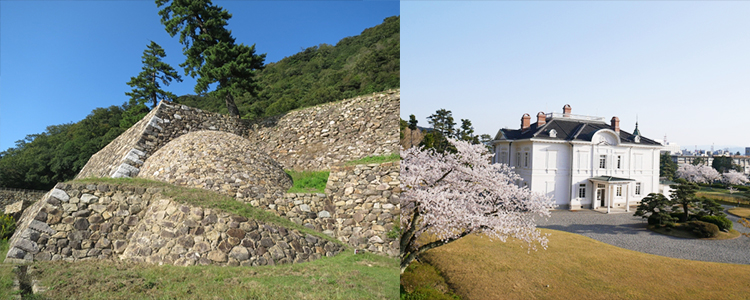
[549,129,557,138]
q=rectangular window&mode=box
[635,182,641,195]
[617,155,622,169]
[524,152,529,168]
[516,152,520,167]
[578,184,586,198]
[616,186,622,197]
[599,155,606,169]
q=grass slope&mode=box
[416,229,750,300]
[344,153,400,166]
[29,251,397,300]
[6,178,399,299]
[73,177,338,245]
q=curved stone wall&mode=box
[4,183,344,266]
[138,131,292,203]
[247,89,400,171]
[76,90,399,180]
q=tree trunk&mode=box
[152,72,157,108]
[225,93,240,117]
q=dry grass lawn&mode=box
[422,229,750,300]
[728,207,750,218]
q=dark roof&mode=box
[495,118,661,146]
[590,176,636,182]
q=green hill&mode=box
[175,16,400,118]
[0,16,399,190]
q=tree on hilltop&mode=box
[123,41,182,128]
[400,138,552,274]
[156,0,265,117]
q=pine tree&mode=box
[126,41,182,109]
[156,0,265,117]
[123,41,182,128]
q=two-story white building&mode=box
[491,105,663,212]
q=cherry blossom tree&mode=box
[676,164,721,184]
[722,170,749,186]
[400,138,553,273]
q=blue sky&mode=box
[401,2,750,152]
[0,1,398,151]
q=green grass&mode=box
[697,187,750,207]
[400,261,460,300]
[411,229,750,300]
[73,177,340,245]
[28,250,398,299]
[345,153,400,166]
[0,239,20,299]
[13,177,399,299]
[285,170,330,194]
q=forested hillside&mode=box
[175,16,399,118]
[0,106,125,190]
[0,16,399,190]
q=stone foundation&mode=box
[5,183,344,266]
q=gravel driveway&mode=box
[535,206,750,265]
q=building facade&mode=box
[491,105,663,212]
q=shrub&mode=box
[687,220,720,238]
[710,183,724,189]
[699,215,733,231]
[648,213,676,226]
[669,212,686,222]
[0,213,15,240]
[734,185,750,192]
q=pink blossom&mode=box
[723,170,749,186]
[400,138,553,273]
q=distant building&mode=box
[491,104,663,213]
[746,147,750,156]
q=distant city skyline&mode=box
[401,2,750,149]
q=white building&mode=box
[491,105,664,212]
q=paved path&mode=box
[535,206,750,265]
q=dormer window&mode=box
[634,136,641,143]
[549,129,557,138]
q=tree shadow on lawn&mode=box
[539,222,649,236]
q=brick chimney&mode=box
[521,113,531,131]
[536,111,546,126]
[610,116,620,133]
[563,104,571,117]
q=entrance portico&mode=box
[589,176,635,213]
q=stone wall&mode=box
[248,161,400,257]
[77,90,399,180]
[138,130,291,205]
[5,183,344,266]
[245,89,400,171]
[1,188,47,219]
[77,102,250,180]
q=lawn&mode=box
[727,207,750,218]
[410,229,750,300]
[5,178,399,299]
[16,250,398,300]
[696,187,750,206]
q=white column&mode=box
[607,184,611,214]
[625,184,630,212]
